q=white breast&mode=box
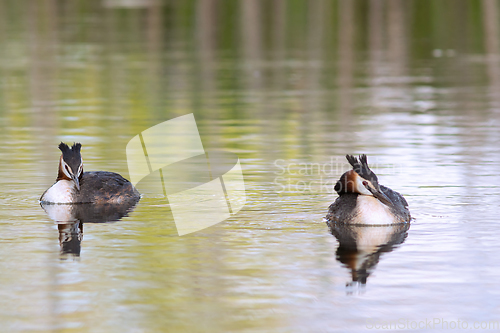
[353,195,397,225]
[40,180,75,204]
[41,204,76,222]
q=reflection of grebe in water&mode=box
[326,155,410,225]
[41,199,139,258]
[58,221,83,257]
[40,142,140,257]
[328,222,410,287]
[326,155,411,288]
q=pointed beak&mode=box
[362,181,393,207]
[72,174,80,191]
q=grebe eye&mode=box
[64,165,73,175]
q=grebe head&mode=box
[57,142,83,191]
[334,154,393,207]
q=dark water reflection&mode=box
[41,202,140,257]
[328,222,410,287]
[1,0,500,332]
[58,221,82,257]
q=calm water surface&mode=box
[1,1,500,332]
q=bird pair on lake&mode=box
[41,143,410,224]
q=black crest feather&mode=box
[58,142,83,174]
[345,154,378,184]
[59,142,82,154]
[58,142,69,153]
[346,154,361,172]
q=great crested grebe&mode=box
[40,142,140,204]
[326,155,410,225]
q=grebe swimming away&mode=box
[326,155,410,225]
[40,143,140,204]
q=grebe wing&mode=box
[77,171,140,204]
[326,193,358,223]
[380,185,410,221]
